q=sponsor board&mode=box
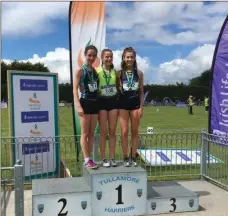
[7,71,59,179]
[137,148,222,166]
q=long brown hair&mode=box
[101,48,114,69]
[121,47,138,72]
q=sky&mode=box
[2,2,228,84]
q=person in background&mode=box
[96,49,119,167]
[187,95,194,115]
[73,45,99,169]
[204,96,209,114]
[117,47,144,167]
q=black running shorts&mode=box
[118,95,140,111]
[80,98,99,115]
[99,96,119,112]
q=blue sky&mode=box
[2,2,228,84]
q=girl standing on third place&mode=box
[117,47,144,167]
[97,49,119,167]
[73,45,99,169]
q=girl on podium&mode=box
[117,47,144,167]
[96,49,119,167]
[73,45,99,169]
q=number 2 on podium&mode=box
[116,185,124,205]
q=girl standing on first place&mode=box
[117,47,144,167]
[97,49,119,167]
[73,45,99,169]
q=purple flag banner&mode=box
[209,15,228,137]
[143,91,150,104]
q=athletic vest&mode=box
[79,65,99,99]
[188,98,193,106]
[204,98,209,106]
[96,67,117,97]
[120,69,139,97]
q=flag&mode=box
[69,2,106,158]
[209,15,228,138]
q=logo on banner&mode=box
[77,38,100,68]
[30,124,42,135]
[29,93,41,110]
[20,79,48,91]
[21,111,49,123]
[31,154,41,166]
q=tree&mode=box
[189,69,212,87]
[1,60,50,100]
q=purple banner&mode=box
[210,16,228,137]
[143,91,149,104]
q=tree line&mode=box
[1,60,211,102]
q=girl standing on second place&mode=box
[117,47,144,167]
[97,49,119,167]
[73,45,99,169]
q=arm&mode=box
[139,71,144,108]
[116,70,122,95]
[73,68,83,109]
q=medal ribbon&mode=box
[125,71,134,87]
[102,67,111,86]
[82,64,94,85]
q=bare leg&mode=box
[98,111,108,159]
[119,109,130,158]
[108,109,118,159]
[79,115,90,159]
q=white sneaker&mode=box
[124,158,130,167]
[110,159,117,167]
[102,158,110,167]
[132,158,138,167]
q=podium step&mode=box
[32,177,92,216]
[83,164,147,216]
[147,181,199,215]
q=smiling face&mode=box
[85,49,97,66]
[102,50,113,68]
[123,51,135,68]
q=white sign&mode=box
[91,172,147,216]
[8,71,59,178]
[1,102,7,108]
[137,149,222,166]
[147,127,154,134]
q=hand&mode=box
[138,107,143,119]
[78,106,84,117]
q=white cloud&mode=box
[107,2,228,45]
[2,44,215,85]
[2,2,69,36]
[3,48,151,84]
[156,44,215,84]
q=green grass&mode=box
[1,105,209,137]
[3,105,228,188]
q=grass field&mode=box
[1,105,208,137]
[1,105,228,187]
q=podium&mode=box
[32,163,199,216]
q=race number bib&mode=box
[88,82,98,92]
[123,82,139,91]
[101,85,117,96]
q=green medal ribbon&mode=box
[102,67,111,86]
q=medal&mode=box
[125,71,134,91]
